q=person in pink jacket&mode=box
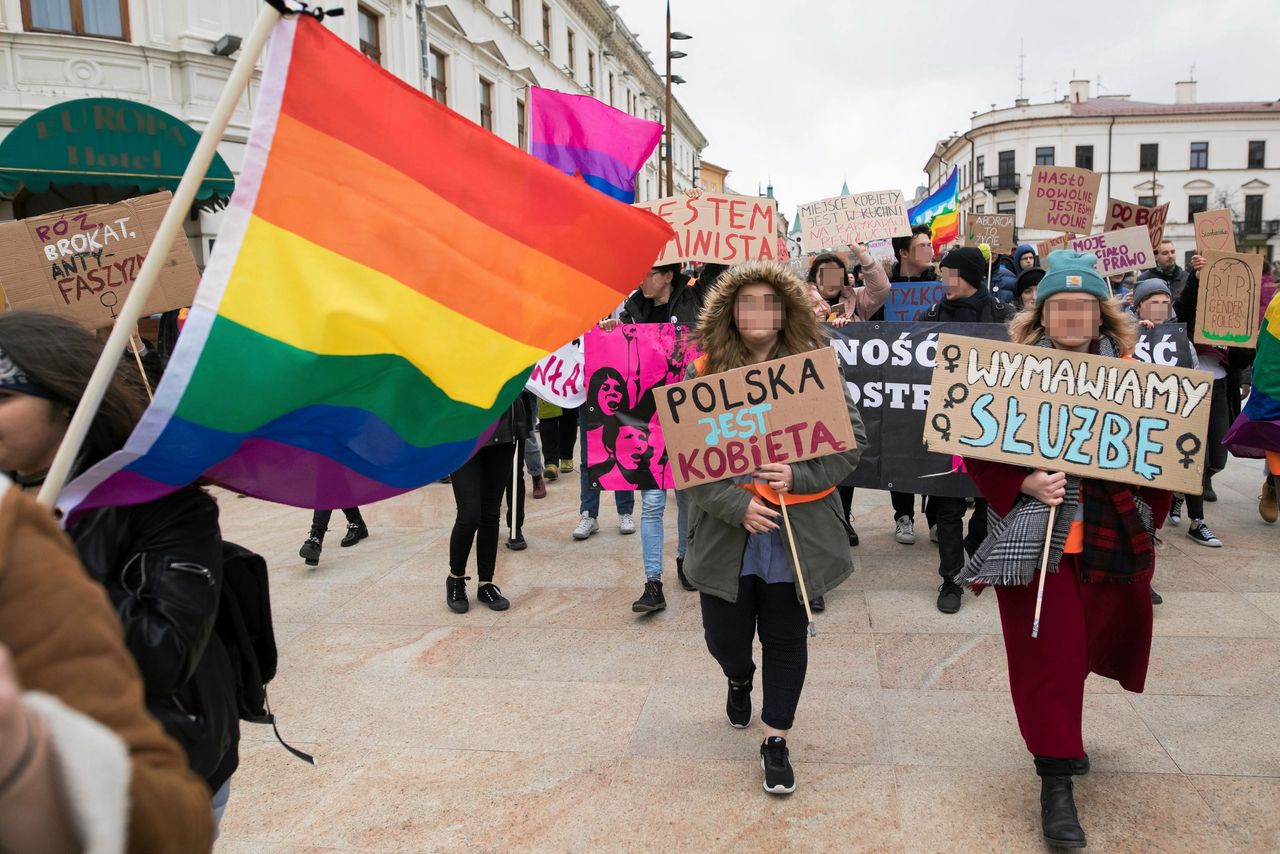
[805,243,891,326]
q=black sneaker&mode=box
[446,574,470,613]
[1169,495,1184,527]
[937,581,963,614]
[632,580,666,613]
[1150,588,1164,606]
[810,596,825,613]
[726,678,752,728]
[477,583,510,611]
[760,737,796,795]
[340,521,368,547]
[677,557,695,591]
[505,534,528,551]
[848,527,859,547]
[299,534,322,566]
[1186,522,1222,548]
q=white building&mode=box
[923,80,1280,265]
[0,0,707,264]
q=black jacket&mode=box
[1138,264,1189,299]
[888,262,939,283]
[1173,270,1256,419]
[70,485,239,790]
[917,290,1015,324]
[619,276,709,326]
[485,390,535,446]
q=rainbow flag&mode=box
[57,15,671,518]
[908,167,959,251]
[528,86,662,203]
[1224,291,1280,457]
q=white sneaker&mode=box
[618,513,637,535]
[572,511,599,540]
[894,515,917,545]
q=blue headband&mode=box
[0,347,56,400]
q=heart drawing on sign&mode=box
[1197,217,1232,251]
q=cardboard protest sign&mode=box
[0,191,198,329]
[584,324,699,490]
[1134,323,1196,369]
[830,322,1009,497]
[526,338,585,408]
[798,190,911,250]
[1193,209,1237,254]
[1037,232,1074,258]
[883,281,948,322]
[1069,226,1155,277]
[923,334,1214,494]
[1023,166,1101,233]
[655,347,856,490]
[635,192,777,265]
[1104,198,1170,248]
[1194,251,1264,348]
[964,213,1015,253]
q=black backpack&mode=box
[216,541,314,765]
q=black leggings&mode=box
[311,507,363,531]
[891,491,917,519]
[450,443,520,582]
[929,496,989,581]
[538,407,579,465]
[700,575,809,730]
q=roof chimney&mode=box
[1175,80,1197,104]
[1068,79,1090,103]
[1014,97,1029,107]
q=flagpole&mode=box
[37,2,282,509]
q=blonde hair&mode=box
[695,261,828,375]
[1009,295,1138,354]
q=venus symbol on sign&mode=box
[943,383,968,409]
[932,413,952,442]
[940,344,962,373]
[1176,433,1201,469]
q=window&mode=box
[975,204,985,213]
[1245,195,1263,232]
[1138,195,1157,208]
[516,98,526,150]
[23,0,128,39]
[1249,140,1266,169]
[540,3,551,49]
[1139,143,1159,172]
[1035,146,1055,166]
[608,72,614,106]
[998,149,1014,175]
[1187,194,1208,217]
[478,78,493,131]
[510,0,522,34]
[975,155,985,181]
[587,50,596,91]
[1190,141,1208,170]
[357,5,381,65]
[996,201,1016,214]
[1075,145,1094,170]
[566,29,575,74]
[429,48,447,105]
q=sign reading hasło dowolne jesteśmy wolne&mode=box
[1022,166,1101,234]
[634,192,777,265]
[654,348,857,490]
[923,334,1215,495]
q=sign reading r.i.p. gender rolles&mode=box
[923,334,1214,495]
[655,348,857,489]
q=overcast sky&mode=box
[609,0,1279,219]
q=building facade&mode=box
[923,80,1280,264]
[0,0,708,264]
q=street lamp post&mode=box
[665,3,691,196]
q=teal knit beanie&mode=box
[1035,250,1111,305]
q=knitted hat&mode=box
[1014,267,1046,303]
[1131,277,1172,308]
[938,247,986,288]
[1036,250,1111,305]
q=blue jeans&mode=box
[212,779,231,841]
[641,488,688,581]
[578,414,635,518]
[524,428,544,476]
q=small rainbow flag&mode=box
[1224,291,1280,457]
[909,167,959,252]
[528,86,662,203]
[57,14,670,518]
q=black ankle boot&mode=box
[299,526,325,565]
[1036,758,1087,848]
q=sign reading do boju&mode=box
[635,192,777,265]
[655,348,857,489]
[923,334,1214,495]
[1023,166,1101,233]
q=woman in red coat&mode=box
[959,251,1172,849]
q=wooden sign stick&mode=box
[510,439,521,543]
[128,334,153,401]
[778,494,817,637]
[1030,504,1059,639]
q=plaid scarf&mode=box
[956,334,1156,588]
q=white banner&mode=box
[526,339,586,408]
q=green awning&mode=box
[0,98,235,209]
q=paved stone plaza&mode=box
[214,455,1279,853]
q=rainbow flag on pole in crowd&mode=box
[57,14,671,519]
[1224,291,1280,457]
[908,167,959,251]
[528,86,662,203]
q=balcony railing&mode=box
[983,174,1021,193]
